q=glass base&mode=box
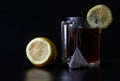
[89,61,100,68]
[62,57,100,68]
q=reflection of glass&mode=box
[61,17,100,65]
[59,67,100,81]
[24,68,53,81]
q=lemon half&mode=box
[26,37,57,67]
[87,4,113,29]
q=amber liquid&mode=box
[67,28,100,63]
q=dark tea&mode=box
[61,17,100,65]
[68,27,100,63]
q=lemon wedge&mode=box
[87,4,113,29]
[26,37,57,67]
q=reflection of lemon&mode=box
[87,4,113,29]
[26,37,57,67]
[25,68,53,81]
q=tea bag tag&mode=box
[67,47,90,69]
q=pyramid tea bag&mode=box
[68,47,90,69]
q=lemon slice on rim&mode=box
[26,37,57,67]
[87,4,113,29]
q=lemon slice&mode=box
[87,4,113,29]
[26,37,57,67]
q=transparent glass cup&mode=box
[61,17,100,65]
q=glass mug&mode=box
[61,17,100,65]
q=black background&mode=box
[0,0,120,73]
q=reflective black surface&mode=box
[1,60,120,81]
[24,66,100,81]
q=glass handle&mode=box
[61,21,68,62]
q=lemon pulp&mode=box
[87,4,113,29]
[26,37,57,67]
